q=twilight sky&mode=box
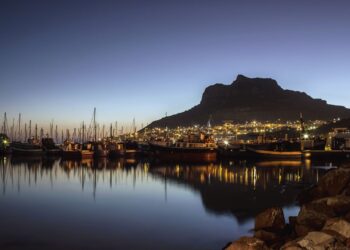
[1,0,350,130]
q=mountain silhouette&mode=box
[148,75,350,128]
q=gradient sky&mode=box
[1,0,350,130]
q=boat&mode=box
[61,141,82,159]
[11,138,43,156]
[149,132,217,162]
[108,141,125,158]
[41,138,61,156]
[246,147,303,159]
[92,141,109,158]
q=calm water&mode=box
[0,157,340,250]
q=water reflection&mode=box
[149,159,328,222]
[0,157,341,250]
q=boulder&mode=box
[296,231,343,249]
[281,231,346,249]
[224,236,269,250]
[323,195,350,215]
[298,168,350,204]
[295,201,334,236]
[323,218,350,239]
[255,207,285,231]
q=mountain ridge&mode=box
[147,75,350,128]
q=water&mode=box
[0,157,339,250]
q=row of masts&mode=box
[1,109,144,144]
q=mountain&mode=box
[148,75,350,128]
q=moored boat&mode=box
[11,138,43,156]
[149,132,217,162]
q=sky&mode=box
[1,0,350,131]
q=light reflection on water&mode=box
[0,157,340,250]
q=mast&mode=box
[93,107,97,142]
[2,112,8,135]
[110,123,113,138]
[55,125,58,143]
[102,124,105,139]
[18,113,21,142]
[115,121,118,137]
[24,123,27,142]
[82,121,85,143]
[29,120,32,139]
[35,124,38,141]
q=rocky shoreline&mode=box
[224,164,350,249]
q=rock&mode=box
[255,207,285,231]
[295,201,334,236]
[299,168,350,204]
[296,231,343,249]
[280,240,303,250]
[254,230,279,243]
[323,218,350,238]
[324,195,350,214]
[224,236,269,250]
[288,216,297,229]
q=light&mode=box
[224,140,229,146]
[303,133,309,139]
[3,139,8,144]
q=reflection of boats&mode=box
[11,139,43,156]
[254,160,303,167]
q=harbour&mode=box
[0,156,342,250]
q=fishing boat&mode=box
[61,141,82,159]
[108,141,125,158]
[149,132,217,162]
[81,142,94,158]
[246,147,303,159]
[11,138,43,156]
[42,138,61,156]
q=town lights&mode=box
[303,133,309,139]
[224,140,229,146]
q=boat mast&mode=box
[93,107,97,142]
[24,123,27,142]
[110,123,113,138]
[18,113,21,142]
[29,120,32,139]
[82,121,85,143]
[2,112,8,135]
[35,124,38,141]
[55,125,58,143]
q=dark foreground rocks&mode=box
[224,165,350,250]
